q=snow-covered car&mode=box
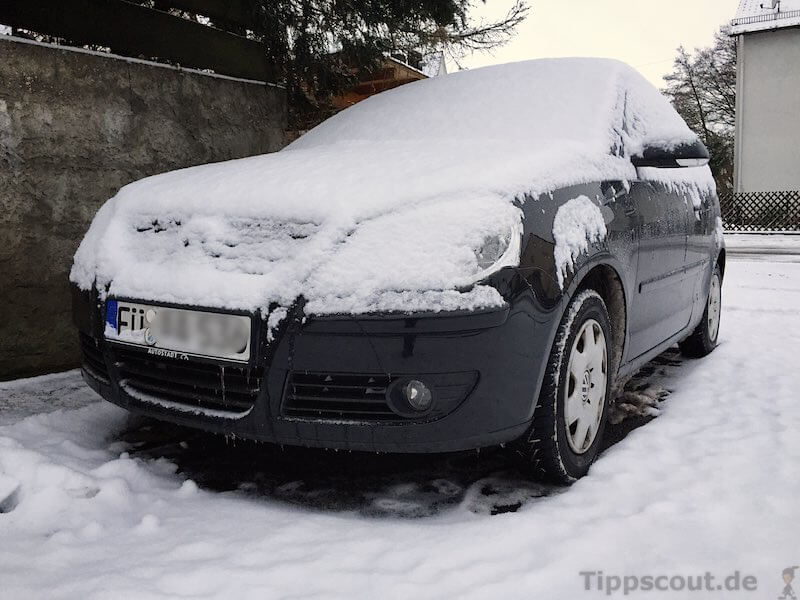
[71,58,724,482]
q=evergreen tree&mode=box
[238,1,529,128]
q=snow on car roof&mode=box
[71,58,711,317]
[290,57,695,155]
[731,0,800,34]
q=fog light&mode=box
[404,380,433,412]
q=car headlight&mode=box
[472,220,523,280]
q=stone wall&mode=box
[0,36,286,379]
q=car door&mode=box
[627,179,694,359]
[685,187,716,309]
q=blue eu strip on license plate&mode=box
[106,299,118,331]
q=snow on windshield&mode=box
[71,58,713,317]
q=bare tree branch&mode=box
[663,28,737,194]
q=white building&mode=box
[731,0,800,195]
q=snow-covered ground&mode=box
[1,257,799,599]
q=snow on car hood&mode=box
[70,140,560,315]
[71,58,713,317]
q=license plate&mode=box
[104,300,251,362]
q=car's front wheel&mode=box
[679,263,722,358]
[518,289,612,483]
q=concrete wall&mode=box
[0,36,286,380]
[735,27,800,193]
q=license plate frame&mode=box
[104,299,252,363]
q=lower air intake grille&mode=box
[114,348,261,415]
[79,333,110,383]
[283,372,403,422]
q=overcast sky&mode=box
[461,0,741,87]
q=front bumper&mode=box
[73,285,552,453]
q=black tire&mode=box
[517,289,613,484]
[679,263,722,358]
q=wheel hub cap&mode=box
[708,273,721,342]
[564,319,608,455]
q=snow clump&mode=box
[552,195,607,289]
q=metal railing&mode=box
[720,191,800,232]
[731,8,800,26]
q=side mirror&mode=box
[631,140,710,168]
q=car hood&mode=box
[71,138,637,319]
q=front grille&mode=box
[113,348,261,415]
[283,372,403,422]
[79,333,110,383]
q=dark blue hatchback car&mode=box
[72,58,724,482]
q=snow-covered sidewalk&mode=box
[1,258,798,599]
[0,371,97,427]
[725,233,800,261]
